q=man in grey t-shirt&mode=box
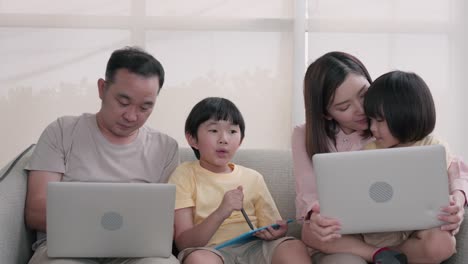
[25,47,179,264]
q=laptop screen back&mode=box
[313,144,449,234]
[47,182,175,258]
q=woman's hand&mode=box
[439,191,465,235]
[301,202,342,248]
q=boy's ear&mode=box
[185,133,198,149]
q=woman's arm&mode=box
[292,125,343,248]
[291,125,318,219]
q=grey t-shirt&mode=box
[26,113,179,183]
[26,113,179,246]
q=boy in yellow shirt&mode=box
[169,97,311,264]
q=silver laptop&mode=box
[313,144,449,234]
[47,182,176,258]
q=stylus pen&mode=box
[241,208,255,230]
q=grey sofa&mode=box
[1,145,467,263]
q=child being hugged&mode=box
[169,97,311,264]
[362,70,468,263]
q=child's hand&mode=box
[439,191,465,235]
[216,186,244,219]
[254,220,287,241]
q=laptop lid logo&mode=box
[101,211,123,231]
[369,181,393,203]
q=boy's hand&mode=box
[216,186,244,219]
[254,220,287,241]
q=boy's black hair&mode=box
[364,70,436,144]
[185,97,245,159]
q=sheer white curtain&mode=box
[0,0,294,167]
[295,0,468,160]
[1,0,466,166]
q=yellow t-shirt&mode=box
[364,135,452,168]
[168,161,282,246]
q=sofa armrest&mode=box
[0,145,36,264]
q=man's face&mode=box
[97,68,160,142]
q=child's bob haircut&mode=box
[364,70,436,144]
[185,97,245,159]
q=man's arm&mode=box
[25,170,62,232]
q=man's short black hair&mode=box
[185,97,245,159]
[105,46,165,89]
[364,70,436,144]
